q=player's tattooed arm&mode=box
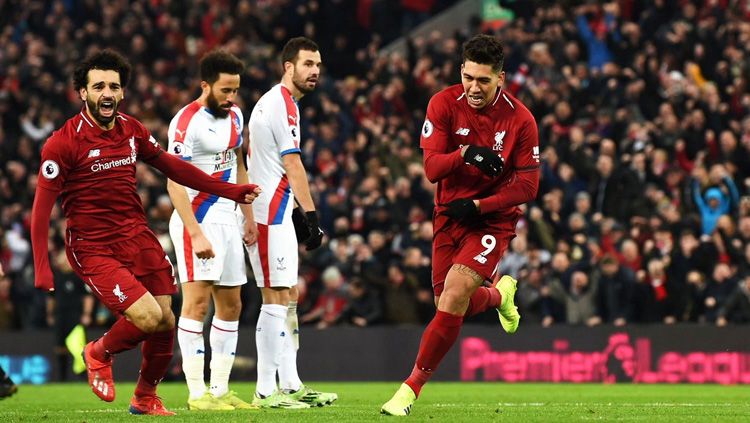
[452,264,484,285]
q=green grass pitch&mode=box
[2,382,749,422]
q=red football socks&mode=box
[135,329,175,398]
[464,286,502,317]
[405,310,464,397]
[96,317,149,359]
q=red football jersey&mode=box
[37,110,163,244]
[420,84,539,213]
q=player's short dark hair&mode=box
[462,34,504,72]
[200,50,245,84]
[281,37,319,66]
[73,49,132,91]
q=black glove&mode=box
[292,207,311,242]
[304,211,324,250]
[464,145,503,177]
[442,198,479,221]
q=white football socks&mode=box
[279,301,303,392]
[287,301,300,350]
[177,317,206,400]
[255,304,288,397]
[209,317,238,398]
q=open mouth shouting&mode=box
[99,98,116,117]
[467,93,485,108]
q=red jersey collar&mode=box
[480,89,503,113]
[78,107,123,136]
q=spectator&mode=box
[339,278,382,327]
[383,264,421,325]
[515,265,546,324]
[592,254,635,326]
[546,270,601,327]
[2,0,750,329]
[541,252,571,327]
[574,3,619,71]
[589,155,637,222]
[301,266,349,329]
[401,247,433,322]
[498,234,529,279]
[716,274,750,326]
[703,263,738,324]
[691,165,740,235]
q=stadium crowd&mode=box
[1,0,750,332]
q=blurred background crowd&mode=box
[1,0,750,334]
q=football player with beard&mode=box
[166,50,256,411]
[30,49,261,415]
[244,37,336,409]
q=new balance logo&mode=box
[88,149,100,158]
[532,145,540,162]
[455,128,470,136]
[473,254,488,264]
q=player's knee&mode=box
[439,288,460,306]
[439,285,471,311]
[182,298,210,320]
[261,287,290,305]
[218,300,242,320]
[136,308,163,333]
[160,309,176,330]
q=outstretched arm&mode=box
[722,175,740,212]
[692,178,708,213]
[146,151,260,204]
[166,177,215,259]
[31,186,59,291]
[576,13,595,43]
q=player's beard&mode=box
[292,69,318,95]
[206,89,231,119]
[86,96,119,126]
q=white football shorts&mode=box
[244,221,299,288]
[168,213,247,286]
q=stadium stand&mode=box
[1,0,749,332]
